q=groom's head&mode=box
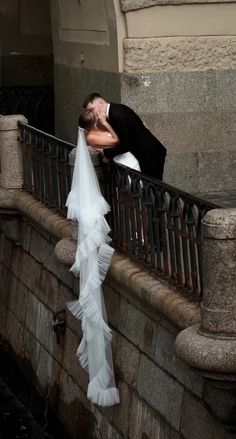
[83,92,107,114]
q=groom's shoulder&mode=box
[111,102,136,114]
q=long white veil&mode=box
[65,128,119,406]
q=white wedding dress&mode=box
[66,129,120,407]
[105,132,141,171]
[113,152,141,171]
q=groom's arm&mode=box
[103,142,130,160]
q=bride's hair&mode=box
[78,109,96,131]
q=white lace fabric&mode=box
[66,128,120,406]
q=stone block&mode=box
[112,381,133,437]
[22,328,41,378]
[117,296,158,358]
[36,345,54,393]
[8,275,29,324]
[199,149,236,193]
[92,406,123,439]
[121,70,217,113]
[154,325,203,397]
[38,267,59,312]
[57,371,95,439]
[59,326,88,395]
[5,309,24,357]
[14,250,42,294]
[29,228,51,265]
[138,354,184,429]
[47,250,74,289]
[33,267,50,306]
[19,220,32,252]
[0,216,21,243]
[164,151,200,193]
[180,391,236,439]
[143,110,236,156]
[115,332,140,388]
[123,37,236,74]
[129,391,182,439]
[10,245,23,279]
[103,284,120,328]
[0,264,12,305]
[25,292,54,353]
[1,234,14,269]
[203,382,236,429]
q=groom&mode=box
[83,93,167,180]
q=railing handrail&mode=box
[18,121,219,211]
[107,162,219,211]
[18,121,75,150]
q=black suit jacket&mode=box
[103,103,167,179]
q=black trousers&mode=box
[141,151,166,181]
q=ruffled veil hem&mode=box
[65,127,119,407]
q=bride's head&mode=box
[78,108,97,131]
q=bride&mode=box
[78,108,141,171]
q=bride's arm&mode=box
[86,109,119,150]
[85,130,118,149]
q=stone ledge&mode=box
[124,37,236,73]
[121,0,233,10]
[108,253,200,330]
[0,189,72,240]
[176,325,236,375]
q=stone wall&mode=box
[0,210,235,439]
[0,0,53,86]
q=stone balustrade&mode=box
[176,208,236,429]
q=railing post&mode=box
[0,114,27,189]
[176,208,236,429]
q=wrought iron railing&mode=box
[0,86,54,133]
[19,122,74,214]
[103,164,219,297]
[19,122,219,297]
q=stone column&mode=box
[201,208,236,337]
[175,208,236,428]
[0,114,27,189]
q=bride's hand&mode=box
[97,107,106,125]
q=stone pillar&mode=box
[0,114,28,189]
[175,208,236,428]
[201,208,236,336]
